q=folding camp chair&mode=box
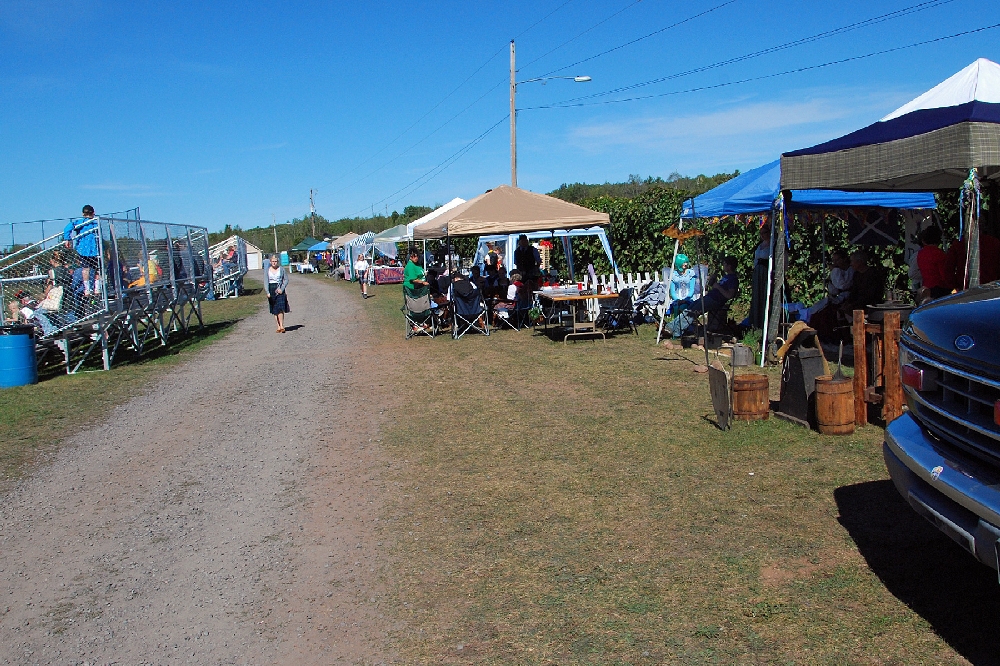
[596,287,638,336]
[402,285,436,339]
[452,284,490,339]
[488,287,519,332]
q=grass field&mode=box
[0,280,264,484]
[333,278,998,665]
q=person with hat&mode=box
[63,205,101,297]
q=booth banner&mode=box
[374,266,404,284]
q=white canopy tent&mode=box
[472,226,618,281]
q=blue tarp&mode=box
[308,240,330,252]
[681,160,936,219]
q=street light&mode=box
[509,40,591,187]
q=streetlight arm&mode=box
[516,75,591,85]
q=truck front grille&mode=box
[902,343,1000,465]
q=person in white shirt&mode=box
[354,253,370,299]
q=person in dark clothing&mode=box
[513,234,541,293]
[842,250,885,312]
[916,226,949,301]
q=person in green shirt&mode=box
[403,250,428,290]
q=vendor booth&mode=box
[673,159,936,359]
[412,185,609,239]
[410,185,612,337]
[472,226,618,281]
[344,232,375,281]
[781,57,1000,289]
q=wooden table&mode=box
[535,291,619,343]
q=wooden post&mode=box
[883,311,903,423]
[853,309,868,427]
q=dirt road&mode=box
[0,274,392,665]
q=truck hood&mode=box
[905,283,1000,376]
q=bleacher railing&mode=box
[208,235,248,298]
[0,215,213,373]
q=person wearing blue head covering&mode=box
[669,254,696,308]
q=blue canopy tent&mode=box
[472,226,618,282]
[308,240,330,252]
[670,159,937,359]
[681,160,936,218]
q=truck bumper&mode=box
[884,413,1000,573]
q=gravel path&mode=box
[0,274,392,665]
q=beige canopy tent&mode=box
[329,232,359,248]
[411,185,609,239]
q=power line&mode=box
[318,0,577,195]
[518,0,646,72]
[348,115,509,219]
[538,0,961,106]
[523,22,1000,110]
[535,0,740,79]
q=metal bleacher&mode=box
[208,235,249,299]
[0,215,214,374]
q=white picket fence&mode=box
[579,269,667,318]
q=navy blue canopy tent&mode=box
[681,160,935,219]
[781,58,1000,290]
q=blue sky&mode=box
[2,0,997,233]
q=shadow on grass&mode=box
[835,480,1000,665]
[36,320,242,382]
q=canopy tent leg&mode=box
[656,221,683,346]
[762,193,788,366]
[961,168,982,289]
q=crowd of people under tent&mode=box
[348,216,1000,344]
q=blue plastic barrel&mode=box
[0,324,38,388]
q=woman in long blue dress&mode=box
[265,254,290,333]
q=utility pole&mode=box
[510,39,517,188]
[272,213,278,254]
[309,189,317,238]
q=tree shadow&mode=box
[835,480,1000,664]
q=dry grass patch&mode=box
[336,280,996,665]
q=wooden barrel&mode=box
[732,374,769,421]
[815,377,855,435]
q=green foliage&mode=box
[550,172,740,204]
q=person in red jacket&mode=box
[916,226,950,301]
[944,231,1000,290]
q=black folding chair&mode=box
[453,284,490,339]
[596,287,638,336]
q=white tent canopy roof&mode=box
[882,58,1000,121]
[405,198,466,239]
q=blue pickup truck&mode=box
[884,284,1000,573]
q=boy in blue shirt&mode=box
[63,205,100,296]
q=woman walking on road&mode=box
[354,252,370,299]
[266,254,290,333]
